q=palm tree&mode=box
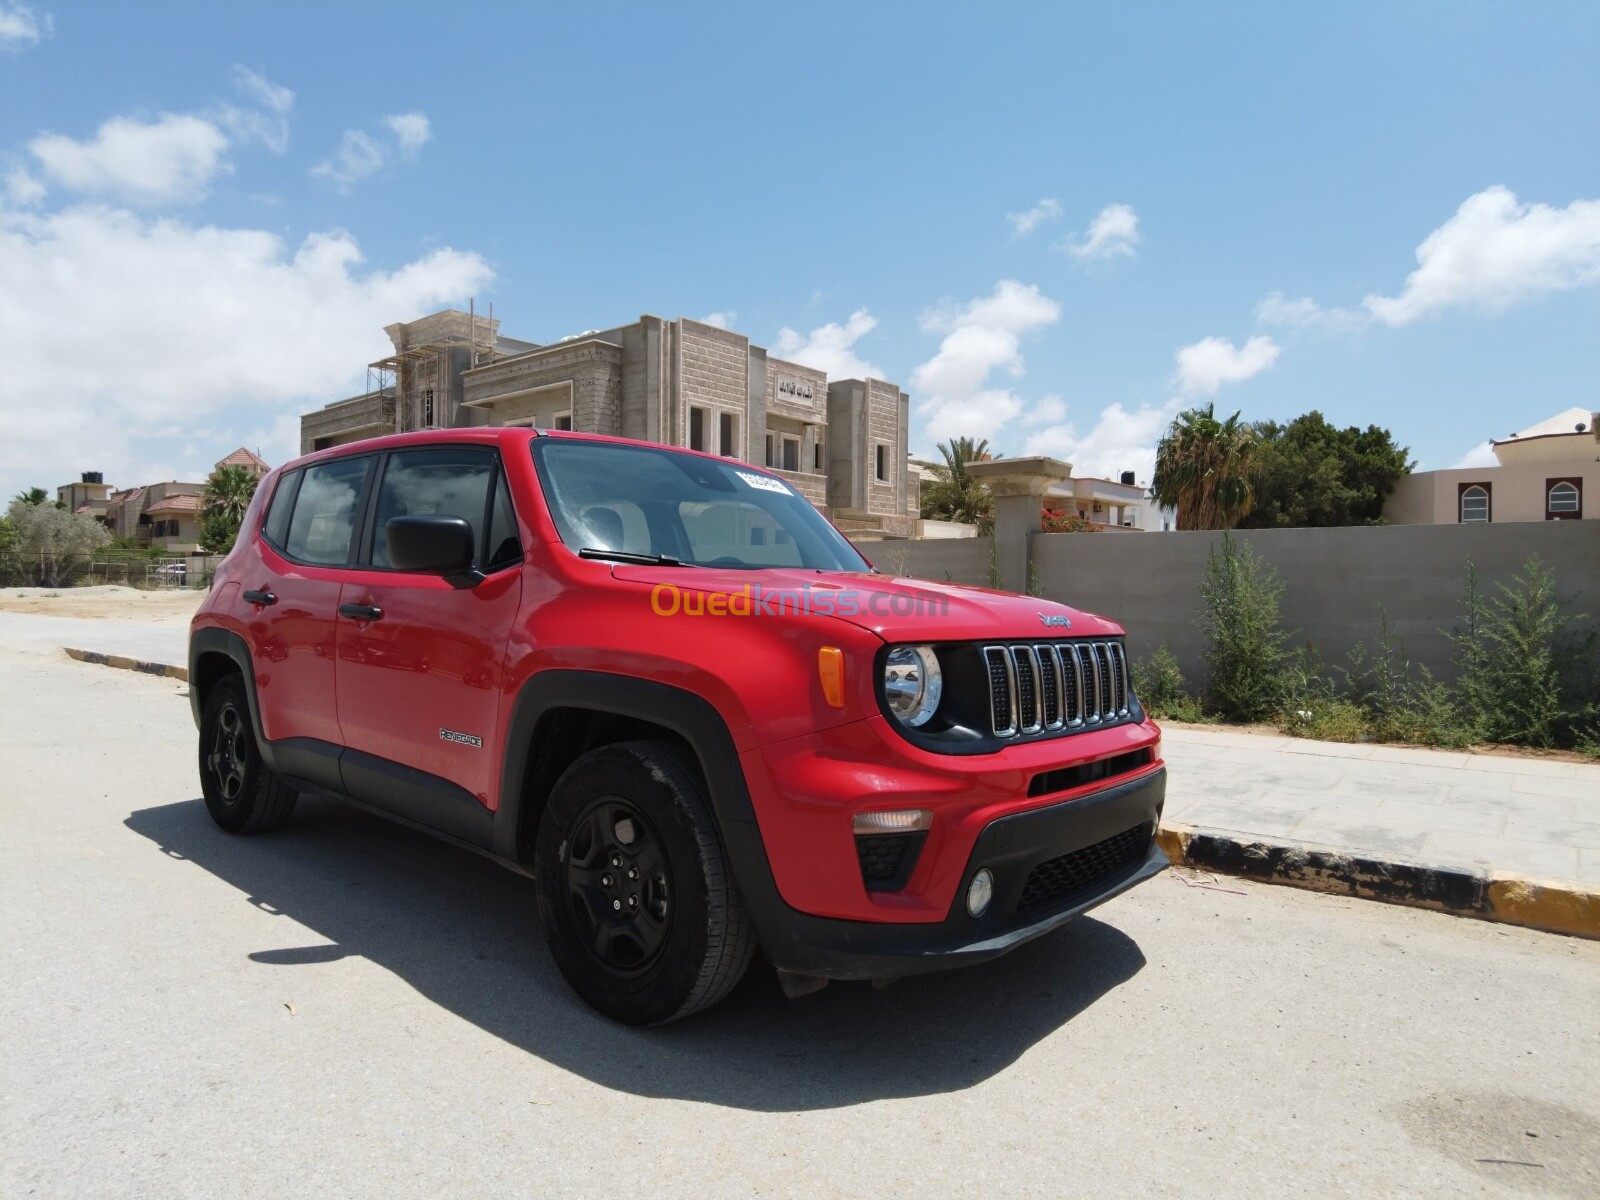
[1152,404,1257,530]
[203,465,259,525]
[920,437,998,530]
[201,465,261,553]
[11,487,49,508]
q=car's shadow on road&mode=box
[126,796,1147,1112]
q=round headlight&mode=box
[883,645,942,727]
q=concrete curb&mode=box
[64,647,188,683]
[1156,822,1600,941]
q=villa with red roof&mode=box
[55,447,271,553]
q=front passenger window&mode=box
[369,448,497,569]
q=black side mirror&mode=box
[386,515,478,582]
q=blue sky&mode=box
[2,1,1597,498]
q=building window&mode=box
[765,434,774,467]
[814,439,824,471]
[1546,478,1582,520]
[422,389,435,428]
[781,437,800,473]
[689,406,707,452]
[719,411,738,458]
[553,411,573,432]
[1458,483,1491,524]
[875,443,887,483]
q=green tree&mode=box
[919,437,997,532]
[6,499,110,587]
[1239,412,1413,528]
[200,464,261,554]
[12,487,50,508]
[1198,533,1289,721]
[1152,404,1257,530]
[0,513,21,585]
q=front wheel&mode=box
[535,740,755,1025]
[198,674,298,834]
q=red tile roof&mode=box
[145,493,203,515]
[217,447,270,473]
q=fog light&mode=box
[966,868,994,918]
[852,809,932,835]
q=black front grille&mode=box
[983,639,1132,738]
[1016,823,1150,916]
[855,832,926,891]
[1027,747,1154,798]
[985,647,1013,733]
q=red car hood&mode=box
[609,566,1124,643]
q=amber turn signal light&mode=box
[818,646,845,708]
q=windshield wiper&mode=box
[578,547,692,567]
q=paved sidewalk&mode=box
[1162,725,1599,887]
[0,612,187,666]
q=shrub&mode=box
[1453,555,1591,749]
[1198,534,1289,721]
[1132,645,1209,721]
[1040,509,1100,533]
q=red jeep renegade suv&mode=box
[190,428,1167,1023]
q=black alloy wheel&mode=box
[563,798,672,973]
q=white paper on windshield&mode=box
[735,470,792,495]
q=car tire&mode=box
[198,674,298,834]
[535,739,756,1025]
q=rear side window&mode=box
[368,447,500,569]
[262,470,300,548]
[284,458,369,565]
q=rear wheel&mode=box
[535,740,755,1025]
[199,674,298,834]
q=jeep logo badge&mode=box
[1039,613,1071,628]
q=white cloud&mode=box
[697,310,736,329]
[1021,393,1066,427]
[384,112,431,152]
[0,3,50,46]
[1061,203,1140,261]
[313,112,433,193]
[1022,399,1178,484]
[312,129,385,192]
[1172,334,1279,397]
[1006,197,1062,238]
[1450,441,1499,469]
[0,202,493,497]
[5,167,44,206]
[912,280,1060,440]
[1255,290,1366,334]
[29,114,229,205]
[1364,186,1600,325]
[221,66,294,154]
[773,308,883,379]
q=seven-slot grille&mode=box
[983,640,1130,738]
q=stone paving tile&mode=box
[1284,817,1429,859]
[1366,745,1473,769]
[1376,797,1507,837]
[1580,853,1600,885]
[1332,773,1450,805]
[1509,774,1599,801]
[1438,787,1573,820]
[1457,755,1582,780]
[1176,800,1312,839]
[1503,813,1600,851]
[1579,796,1600,826]
[1425,831,1579,879]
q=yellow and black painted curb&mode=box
[1157,822,1600,941]
[64,647,188,683]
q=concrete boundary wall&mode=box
[858,522,1599,684]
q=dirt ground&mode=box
[0,585,204,623]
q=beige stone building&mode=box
[301,309,917,536]
[61,448,270,553]
[1384,407,1598,525]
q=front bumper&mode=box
[746,768,1167,980]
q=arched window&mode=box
[1547,480,1581,519]
[1459,485,1489,524]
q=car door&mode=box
[334,445,524,845]
[246,455,375,779]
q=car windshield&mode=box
[530,438,871,572]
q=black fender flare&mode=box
[493,669,787,922]
[188,627,264,743]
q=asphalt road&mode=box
[3,643,1598,1199]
